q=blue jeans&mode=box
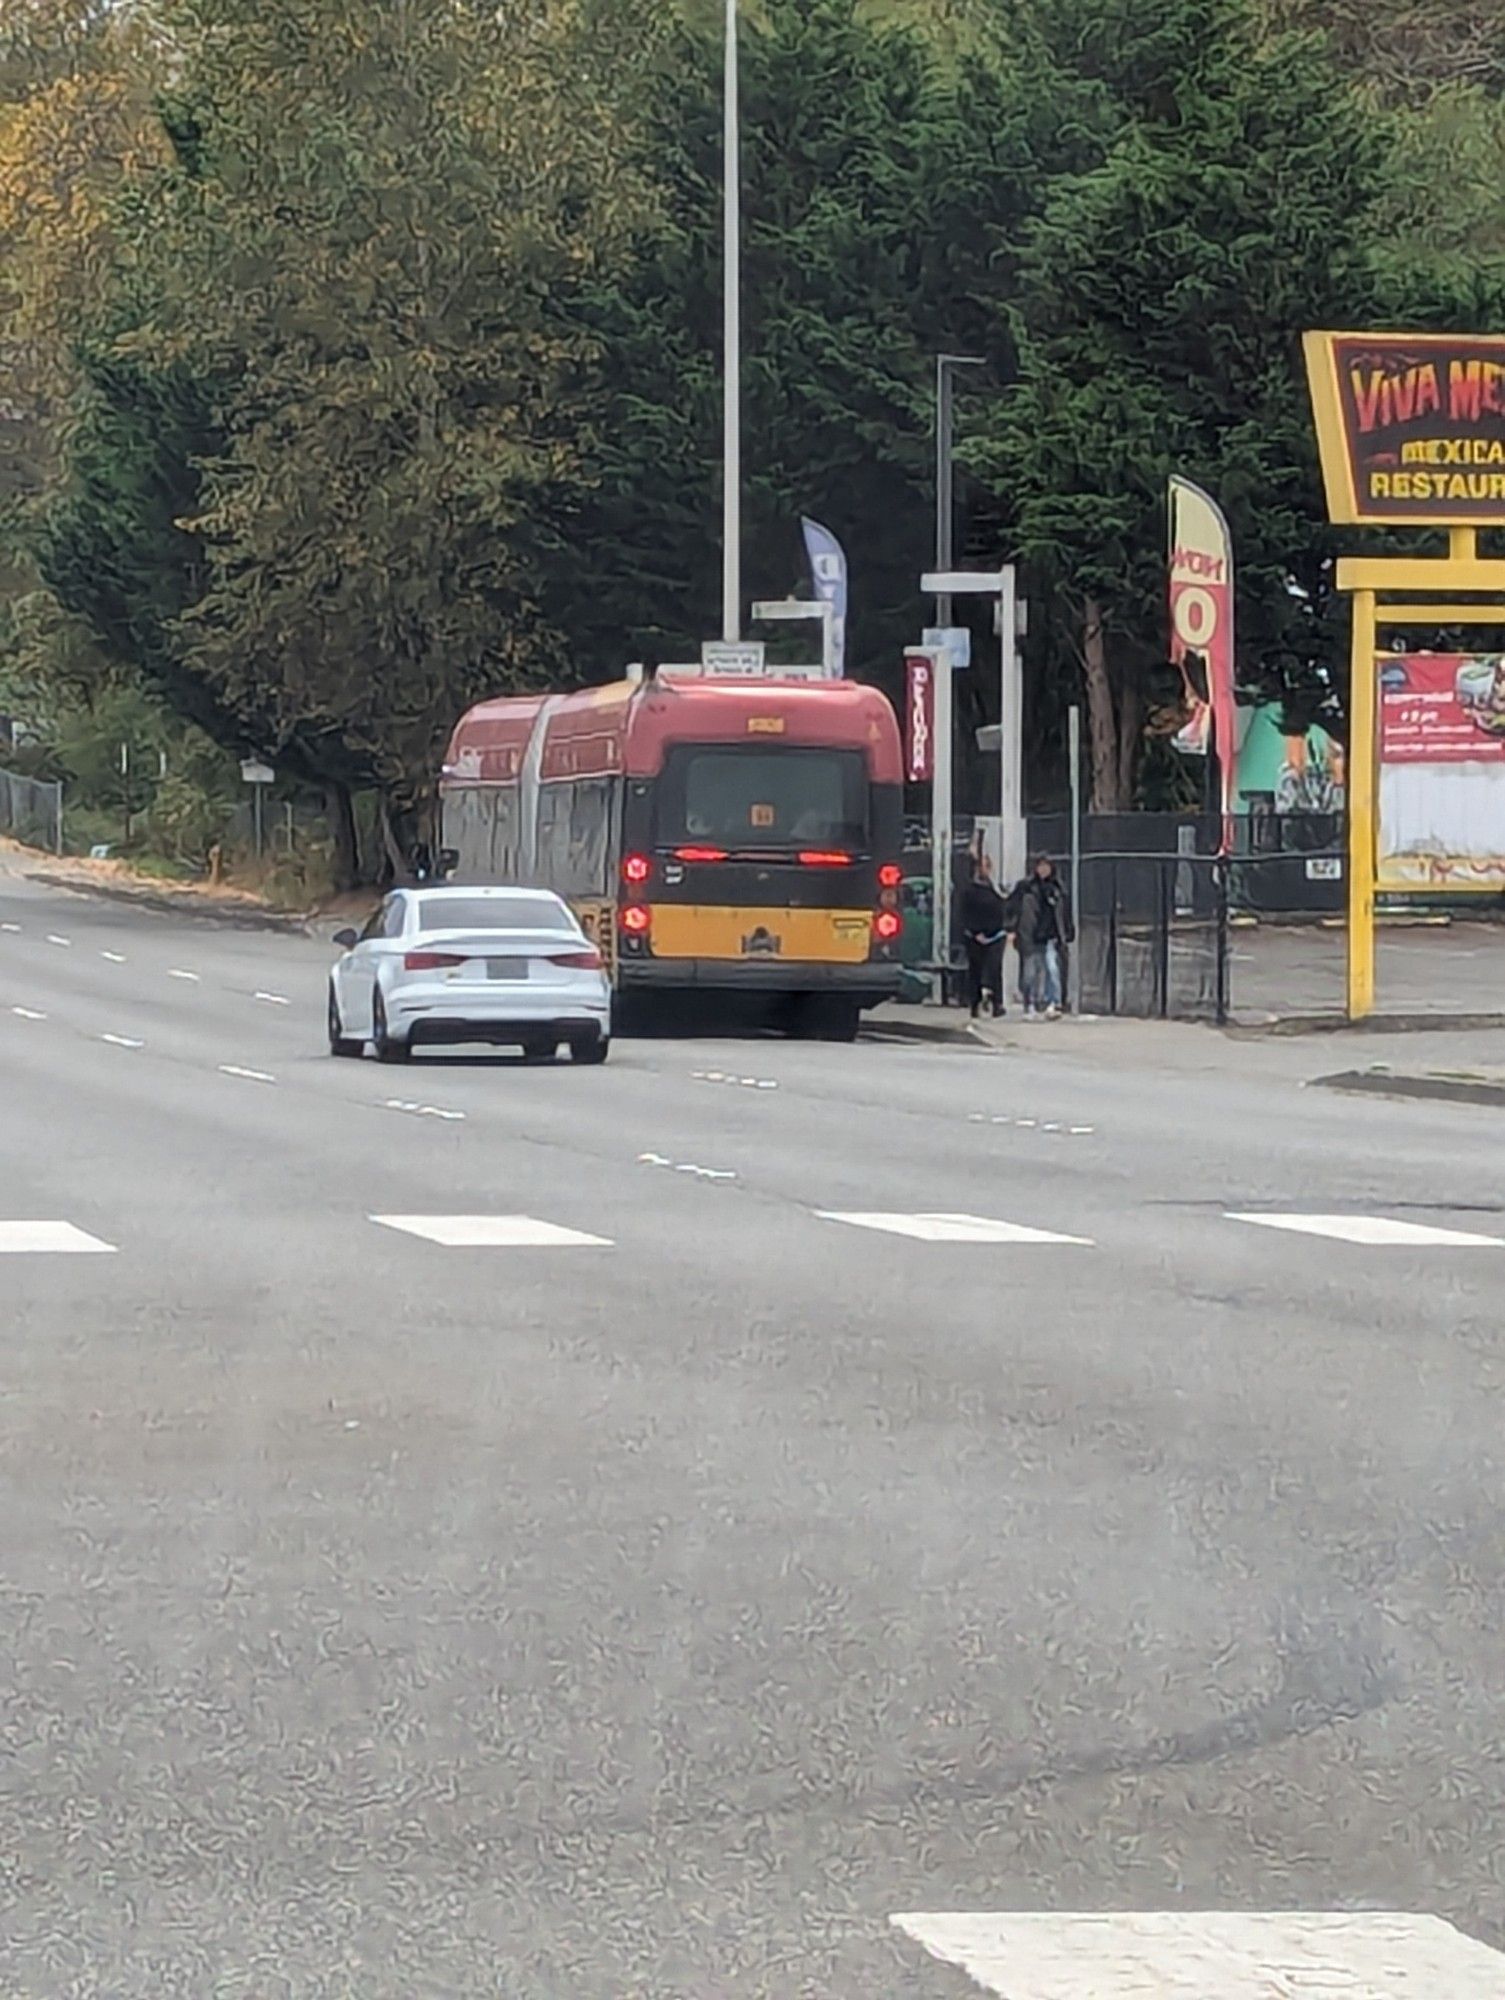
[1023,940,1062,1011]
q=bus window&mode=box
[656,746,868,850]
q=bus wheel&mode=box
[799,997,860,1043]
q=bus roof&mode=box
[442,677,903,787]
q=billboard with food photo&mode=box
[1378,652,1505,890]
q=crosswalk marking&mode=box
[889,1911,1505,1996]
[371,1215,612,1248]
[819,1212,1091,1245]
[1230,1212,1504,1248]
[0,1222,116,1255]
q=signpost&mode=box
[1304,329,1505,1018]
[700,639,767,677]
[240,758,275,859]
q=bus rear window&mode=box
[656,747,869,850]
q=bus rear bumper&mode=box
[619,959,902,1005]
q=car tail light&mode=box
[873,910,902,942]
[878,862,902,889]
[674,846,728,864]
[622,853,651,886]
[798,850,852,867]
[404,950,465,970]
[620,904,652,934]
[552,949,603,970]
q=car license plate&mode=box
[486,959,528,981]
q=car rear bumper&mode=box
[405,1015,608,1049]
[386,980,610,1043]
[617,958,902,1002]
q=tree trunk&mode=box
[1116,675,1141,810]
[1081,596,1123,812]
[377,794,409,886]
[326,781,359,892]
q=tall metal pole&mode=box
[935,357,954,631]
[1068,704,1082,1015]
[722,0,741,644]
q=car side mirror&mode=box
[332,928,359,950]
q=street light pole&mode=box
[934,354,983,632]
[722,0,741,644]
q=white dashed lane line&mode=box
[100,950,126,963]
[219,1064,276,1084]
[382,1099,466,1122]
[253,991,290,1006]
[100,1033,144,1049]
[45,934,70,947]
[638,1151,737,1182]
[11,1006,46,1021]
[968,1114,1096,1136]
[168,968,200,982]
[1,921,21,933]
[692,1069,779,1091]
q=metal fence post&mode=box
[1107,857,1119,1016]
[1214,856,1230,1026]
[1156,858,1171,1019]
[55,778,64,856]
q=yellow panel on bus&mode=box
[648,906,874,964]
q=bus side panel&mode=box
[441,783,522,884]
[536,773,624,984]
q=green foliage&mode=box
[4,0,1505,850]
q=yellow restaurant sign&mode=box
[1304,330,1505,526]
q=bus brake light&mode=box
[877,863,902,889]
[873,910,902,942]
[797,850,852,867]
[622,853,651,886]
[620,904,652,934]
[674,846,728,864]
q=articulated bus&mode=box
[439,672,905,1037]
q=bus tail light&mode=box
[622,853,651,887]
[404,950,465,970]
[798,850,852,867]
[674,846,728,864]
[620,904,652,935]
[877,863,902,889]
[873,910,902,943]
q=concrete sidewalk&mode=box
[1229,918,1505,1024]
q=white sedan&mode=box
[327,885,611,1063]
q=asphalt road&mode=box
[5,864,1505,1996]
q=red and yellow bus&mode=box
[439,673,904,1037]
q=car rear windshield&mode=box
[656,746,868,850]
[419,895,575,933]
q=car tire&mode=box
[328,984,362,1058]
[572,1033,610,1065]
[372,990,410,1063]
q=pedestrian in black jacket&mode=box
[960,853,1010,1018]
[1010,853,1074,1018]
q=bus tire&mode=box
[799,997,860,1043]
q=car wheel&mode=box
[572,1033,610,1065]
[328,984,362,1058]
[372,990,410,1063]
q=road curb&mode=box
[862,1014,980,1048]
[26,867,317,935]
[1230,1010,1505,1038]
[1313,1068,1505,1109]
